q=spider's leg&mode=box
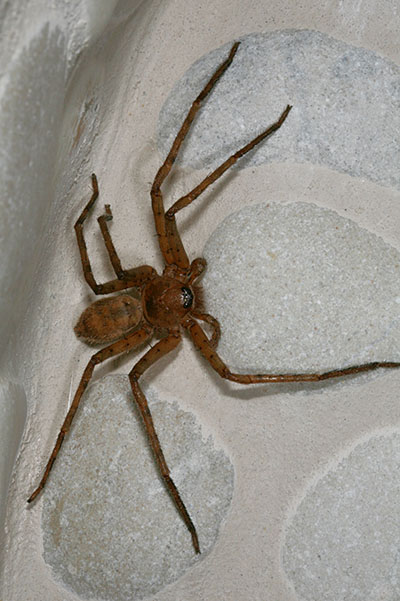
[151,42,241,268]
[128,333,201,554]
[190,311,221,349]
[98,205,157,282]
[166,105,292,219]
[97,205,124,278]
[184,318,400,383]
[75,173,119,294]
[28,326,153,503]
[75,175,156,293]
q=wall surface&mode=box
[1,1,399,600]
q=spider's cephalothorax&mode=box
[142,277,193,327]
[141,259,206,329]
[28,41,400,555]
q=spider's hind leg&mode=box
[128,333,201,554]
[74,174,125,295]
[28,326,153,503]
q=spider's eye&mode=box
[181,286,193,309]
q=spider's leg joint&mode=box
[165,208,175,220]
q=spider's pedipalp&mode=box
[190,311,221,349]
[187,258,207,284]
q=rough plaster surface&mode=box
[0,24,65,303]
[0,380,26,537]
[282,431,400,601]
[158,30,400,189]
[41,376,234,601]
[202,201,400,374]
[0,0,124,572]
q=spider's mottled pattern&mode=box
[28,42,400,554]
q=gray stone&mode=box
[282,431,400,601]
[41,376,234,601]
[158,30,400,189]
[202,201,400,375]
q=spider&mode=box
[28,41,400,554]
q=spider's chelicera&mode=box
[28,42,400,554]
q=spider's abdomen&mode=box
[75,294,142,344]
[142,276,194,328]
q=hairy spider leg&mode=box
[166,104,292,219]
[185,319,400,383]
[28,326,153,503]
[97,197,157,283]
[128,332,201,554]
[76,173,156,293]
[97,204,124,278]
[151,42,241,269]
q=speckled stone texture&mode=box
[202,201,400,374]
[41,376,234,601]
[282,431,400,601]
[158,30,400,189]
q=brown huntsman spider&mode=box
[28,42,400,554]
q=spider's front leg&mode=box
[151,40,291,271]
[151,42,241,269]
[185,319,400,383]
[166,104,292,220]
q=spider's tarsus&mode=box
[90,173,98,190]
[102,204,113,220]
[27,490,38,503]
[191,529,201,554]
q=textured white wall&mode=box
[0,0,120,568]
